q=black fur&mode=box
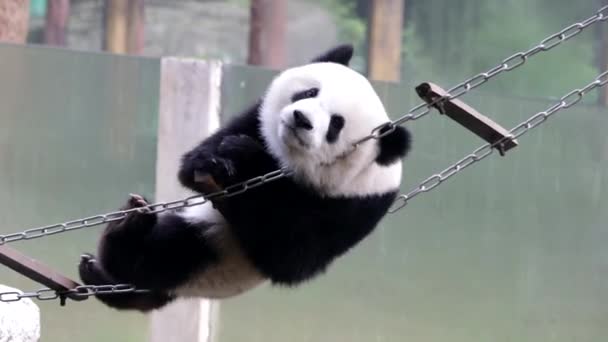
[291,87,319,103]
[310,44,353,65]
[79,44,409,311]
[79,195,220,312]
[79,253,175,312]
[376,125,412,166]
[217,177,397,285]
[293,110,313,130]
[326,114,345,143]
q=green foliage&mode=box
[472,2,596,98]
[310,0,367,70]
[323,0,366,45]
[30,0,47,17]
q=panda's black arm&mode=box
[178,102,279,195]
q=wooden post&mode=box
[149,57,223,342]
[0,0,30,43]
[103,0,128,53]
[247,0,286,68]
[44,0,70,46]
[126,0,145,54]
[367,0,405,82]
[103,0,145,54]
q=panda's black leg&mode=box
[93,194,158,285]
[78,254,175,312]
[80,194,221,305]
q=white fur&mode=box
[260,62,402,197]
[173,205,265,298]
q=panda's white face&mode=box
[260,63,403,197]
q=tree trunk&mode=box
[103,0,145,55]
[126,0,145,54]
[44,0,70,46]
[103,0,128,53]
[0,0,30,43]
[367,0,405,82]
[247,0,286,68]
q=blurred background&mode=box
[1,1,608,341]
[1,0,606,99]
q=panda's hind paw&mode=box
[127,193,151,213]
[104,194,157,236]
[78,253,114,286]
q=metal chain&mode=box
[355,4,608,144]
[0,169,289,245]
[0,6,605,247]
[388,70,608,213]
[0,284,149,303]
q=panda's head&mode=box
[260,45,411,196]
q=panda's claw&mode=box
[79,253,96,269]
[125,194,151,213]
[128,193,147,206]
[102,195,157,237]
[79,254,104,284]
[188,157,234,190]
[80,253,95,262]
[193,172,224,194]
[128,193,143,201]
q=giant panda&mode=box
[78,44,412,312]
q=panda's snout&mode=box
[293,110,313,131]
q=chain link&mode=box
[0,6,605,247]
[388,70,608,213]
[0,284,149,303]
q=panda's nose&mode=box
[293,110,313,130]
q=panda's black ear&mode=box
[310,44,354,66]
[375,125,412,166]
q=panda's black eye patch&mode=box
[291,87,319,103]
[326,114,345,144]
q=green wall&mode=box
[0,43,159,342]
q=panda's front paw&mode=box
[179,152,236,193]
